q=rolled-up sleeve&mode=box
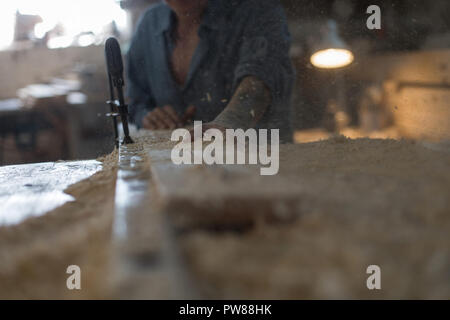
[126,17,155,128]
[233,0,294,104]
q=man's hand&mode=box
[142,105,196,130]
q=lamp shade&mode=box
[310,20,354,69]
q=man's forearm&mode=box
[212,76,271,129]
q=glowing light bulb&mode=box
[310,48,354,69]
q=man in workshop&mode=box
[127,0,295,142]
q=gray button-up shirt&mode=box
[126,0,295,141]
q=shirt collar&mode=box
[153,5,174,35]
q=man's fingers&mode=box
[162,105,182,127]
[148,117,160,130]
[144,106,194,130]
[152,108,177,129]
[144,111,164,130]
[142,113,152,129]
[142,116,155,130]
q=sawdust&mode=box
[151,135,450,298]
[2,129,448,299]
[0,149,118,299]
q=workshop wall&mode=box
[0,45,104,100]
[347,50,450,141]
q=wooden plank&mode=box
[112,139,196,299]
[148,146,300,231]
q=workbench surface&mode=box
[0,132,449,299]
